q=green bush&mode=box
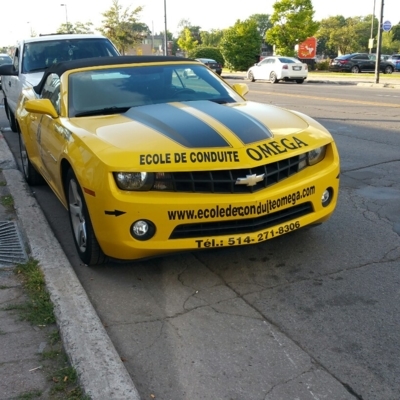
[315,59,330,71]
[187,47,224,67]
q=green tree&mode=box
[220,19,261,71]
[266,0,319,56]
[200,29,224,47]
[392,23,400,42]
[98,0,145,55]
[382,31,400,54]
[177,27,199,54]
[247,14,272,40]
[57,21,94,34]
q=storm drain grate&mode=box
[0,221,28,268]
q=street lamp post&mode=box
[164,0,168,56]
[60,4,69,32]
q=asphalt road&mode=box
[1,81,400,400]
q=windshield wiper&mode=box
[75,106,130,117]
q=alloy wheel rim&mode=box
[68,179,87,253]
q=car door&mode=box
[37,73,64,194]
[254,58,270,80]
[357,54,373,71]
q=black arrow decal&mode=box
[104,210,126,217]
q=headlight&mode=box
[307,146,327,166]
[114,172,155,191]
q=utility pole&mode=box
[374,0,384,83]
[369,0,376,54]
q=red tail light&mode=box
[282,65,288,69]
[339,60,349,64]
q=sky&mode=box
[0,0,399,47]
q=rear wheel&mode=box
[248,71,255,82]
[66,168,107,266]
[270,72,278,83]
[19,132,45,185]
[351,66,360,73]
[296,79,304,84]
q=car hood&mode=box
[23,71,45,87]
[68,100,333,170]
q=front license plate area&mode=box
[194,221,301,249]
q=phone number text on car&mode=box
[194,221,301,248]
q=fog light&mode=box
[131,220,156,241]
[321,188,333,207]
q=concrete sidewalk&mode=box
[0,130,140,399]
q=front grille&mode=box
[170,202,313,239]
[155,154,306,194]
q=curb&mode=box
[221,73,400,88]
[0,133,141,400]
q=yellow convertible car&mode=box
[15,56,340,265]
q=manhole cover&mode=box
[0,221,28,268]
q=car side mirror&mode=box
[0,64,17,76]
[24,99,59,119]
[232,83,249,97]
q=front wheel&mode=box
[4,101,17,132]
[248,71,255,82]
[384,65,393,74]
[19,133,45,185]
[270,72,278,83]
[66,169,107,266]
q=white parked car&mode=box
[247,56,308,84]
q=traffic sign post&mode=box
[382,20,392,32]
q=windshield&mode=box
[68,64,244,117]
[22,38,119,73]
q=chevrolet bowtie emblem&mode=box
[235,173,265,187]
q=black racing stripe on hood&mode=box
[185,101,273,144]
[124,103,229,148]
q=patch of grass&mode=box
[12,259,89,400]
[0,181,6,186]
[14,259,55,325]
[0,194,14,210]
[16,390,43,399]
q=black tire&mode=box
[270,72,278,83]
[6,103,18,132]
[4,97,10,121]
[351,66,360,73]
[384,65,393,74]
[66,168,107,266]
[296,79,304,84]
[248,71,255,82]
[19,132,45,185]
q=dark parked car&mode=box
[329,53,394,74]
[195,58,222,75]
[387,54,400,71]
[0,53,12,89]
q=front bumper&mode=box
[85,145,340,261]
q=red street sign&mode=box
[298,37,317,59]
